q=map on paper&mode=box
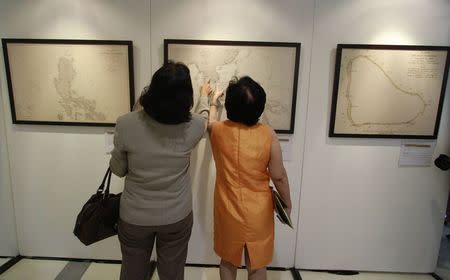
[6,43,131,124]
[167,43,299,131]
[333,48,448,136]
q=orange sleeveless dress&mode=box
[210,120,274,269]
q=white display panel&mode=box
[0,0,151,259]
[297,0,450,273]
[151,0,313,267]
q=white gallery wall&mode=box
[0,0,151,259]
[297,0,450,273]
[0,0,448,273]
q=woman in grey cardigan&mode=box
[110,62,211,280]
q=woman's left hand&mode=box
[212,86,224,105]
[200,79,213,97]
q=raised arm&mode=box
[195,80,213,132]
[207,87,224,132]
[268,129,292,215]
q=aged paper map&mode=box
[334,48,447,136]
[7,43,131,124]
[167,43,298,131]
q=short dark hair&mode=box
[225,76,266,126]
[139,62,193,124]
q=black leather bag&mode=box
[74,168,122,245]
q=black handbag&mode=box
[74,168,122,245]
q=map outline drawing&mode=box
[54,56,107,122]
[344,55,428,127]
[2,38,135,127]
[329,44,450,139]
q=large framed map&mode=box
[2,39,134,126]
[164,39,301,133]
[329,44,450,139]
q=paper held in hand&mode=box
[270,187,293,229]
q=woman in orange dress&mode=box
[207,76,292,280]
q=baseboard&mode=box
[24,255,122,264]
[431,272,444,280]
[0,255,23,275]
[185,262,290,271]
[290,267,302,280]
[297,268,440,280]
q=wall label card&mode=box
[329,44,450,139]
[2,38,135,126]
[164,39,301,134]
[398,140,436,167]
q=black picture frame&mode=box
[164,39,301,134]
[329,44,450,139]
[2,38,135,127]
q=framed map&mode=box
[329,44,450,139]
[164,39,301,134]
[2,38,134,126]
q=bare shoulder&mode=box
[259,123,276,137]
[211,120,225,130]
[208,120,224,137]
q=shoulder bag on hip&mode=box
[74,168,122,245]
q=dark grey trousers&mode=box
[118,212,193,280]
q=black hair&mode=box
[139,62,193,124]
[225,76,266,126]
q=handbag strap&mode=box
[103,168,112,199]
[97,168,112,195]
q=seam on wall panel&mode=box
[294,0,317,268]
[149,0,154,77]
[0,48,19,255]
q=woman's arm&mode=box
[109,120,128,177]
[195,80,213,132]
[207,87,224,132]
[268,129,292,215]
